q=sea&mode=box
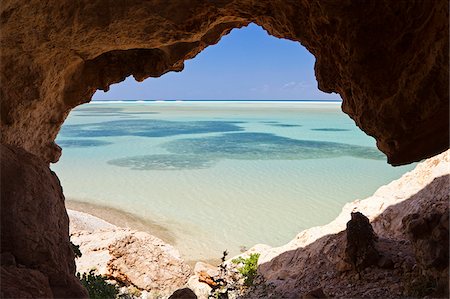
[52,100,415,263]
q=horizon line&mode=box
[91,99,342,102]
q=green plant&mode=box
[232,253,260,286]
[70,240,82,259]
[77,269,118,299]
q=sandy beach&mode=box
[66,199,175,244]
[66,199,221,266]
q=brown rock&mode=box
[303,288,327,298]
[402,200,449,297]
[169,288,197,299]
[0,144,87,298]
[198,270,218,287]
[1,266,53,298]
[377,254,394,269]
[0,1,447,165]
[344,212,379,272]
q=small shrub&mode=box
[232,253,260,286]
[70,240,82,259]
[77,269,118,299]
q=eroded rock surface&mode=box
[402,199,449,294]
[344,212,379,272]
[0,144,87,298]
[69,210,191,298]
[1,0,448,164]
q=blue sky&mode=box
[93,23,340,101]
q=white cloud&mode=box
[282,81,296,89]
[250,84,270,93]
[281,81,310,90]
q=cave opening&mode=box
[54,23,416,269]
[2,1,448,298]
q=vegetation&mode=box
[232,253,260,286]
[71,240,123,299]
[77,269,118,299]
[210,250,230,299]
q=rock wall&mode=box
[0,144,87,298]
[1,0,448,165]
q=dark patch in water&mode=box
[108,154,214,170]
[268,123,302,127]
[108,132,384,171]
[57,139,113,148]
[311,128,351,132]
[122,112,159,115]
[260,121,279,124]
[60,119,244,138]
[162,132,384,161]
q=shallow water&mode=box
[53,101,415,262]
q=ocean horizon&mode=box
[90,99,343,103]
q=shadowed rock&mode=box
[402,200,449,297]
[0,144,88,298]
[169,288,197,299]
[344,212,379,272]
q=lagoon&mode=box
[53,101,415,263]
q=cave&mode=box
[0,1,448,298]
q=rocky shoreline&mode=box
[69,210,191,298]
[69,150,449,298]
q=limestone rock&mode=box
[194,262,220,278]
[0,1,447,165]
[0,144,87,298]
[108,234,191,293]
[69,210,191,297]
[187,275,212,299]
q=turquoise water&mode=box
[53,101,415,261]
